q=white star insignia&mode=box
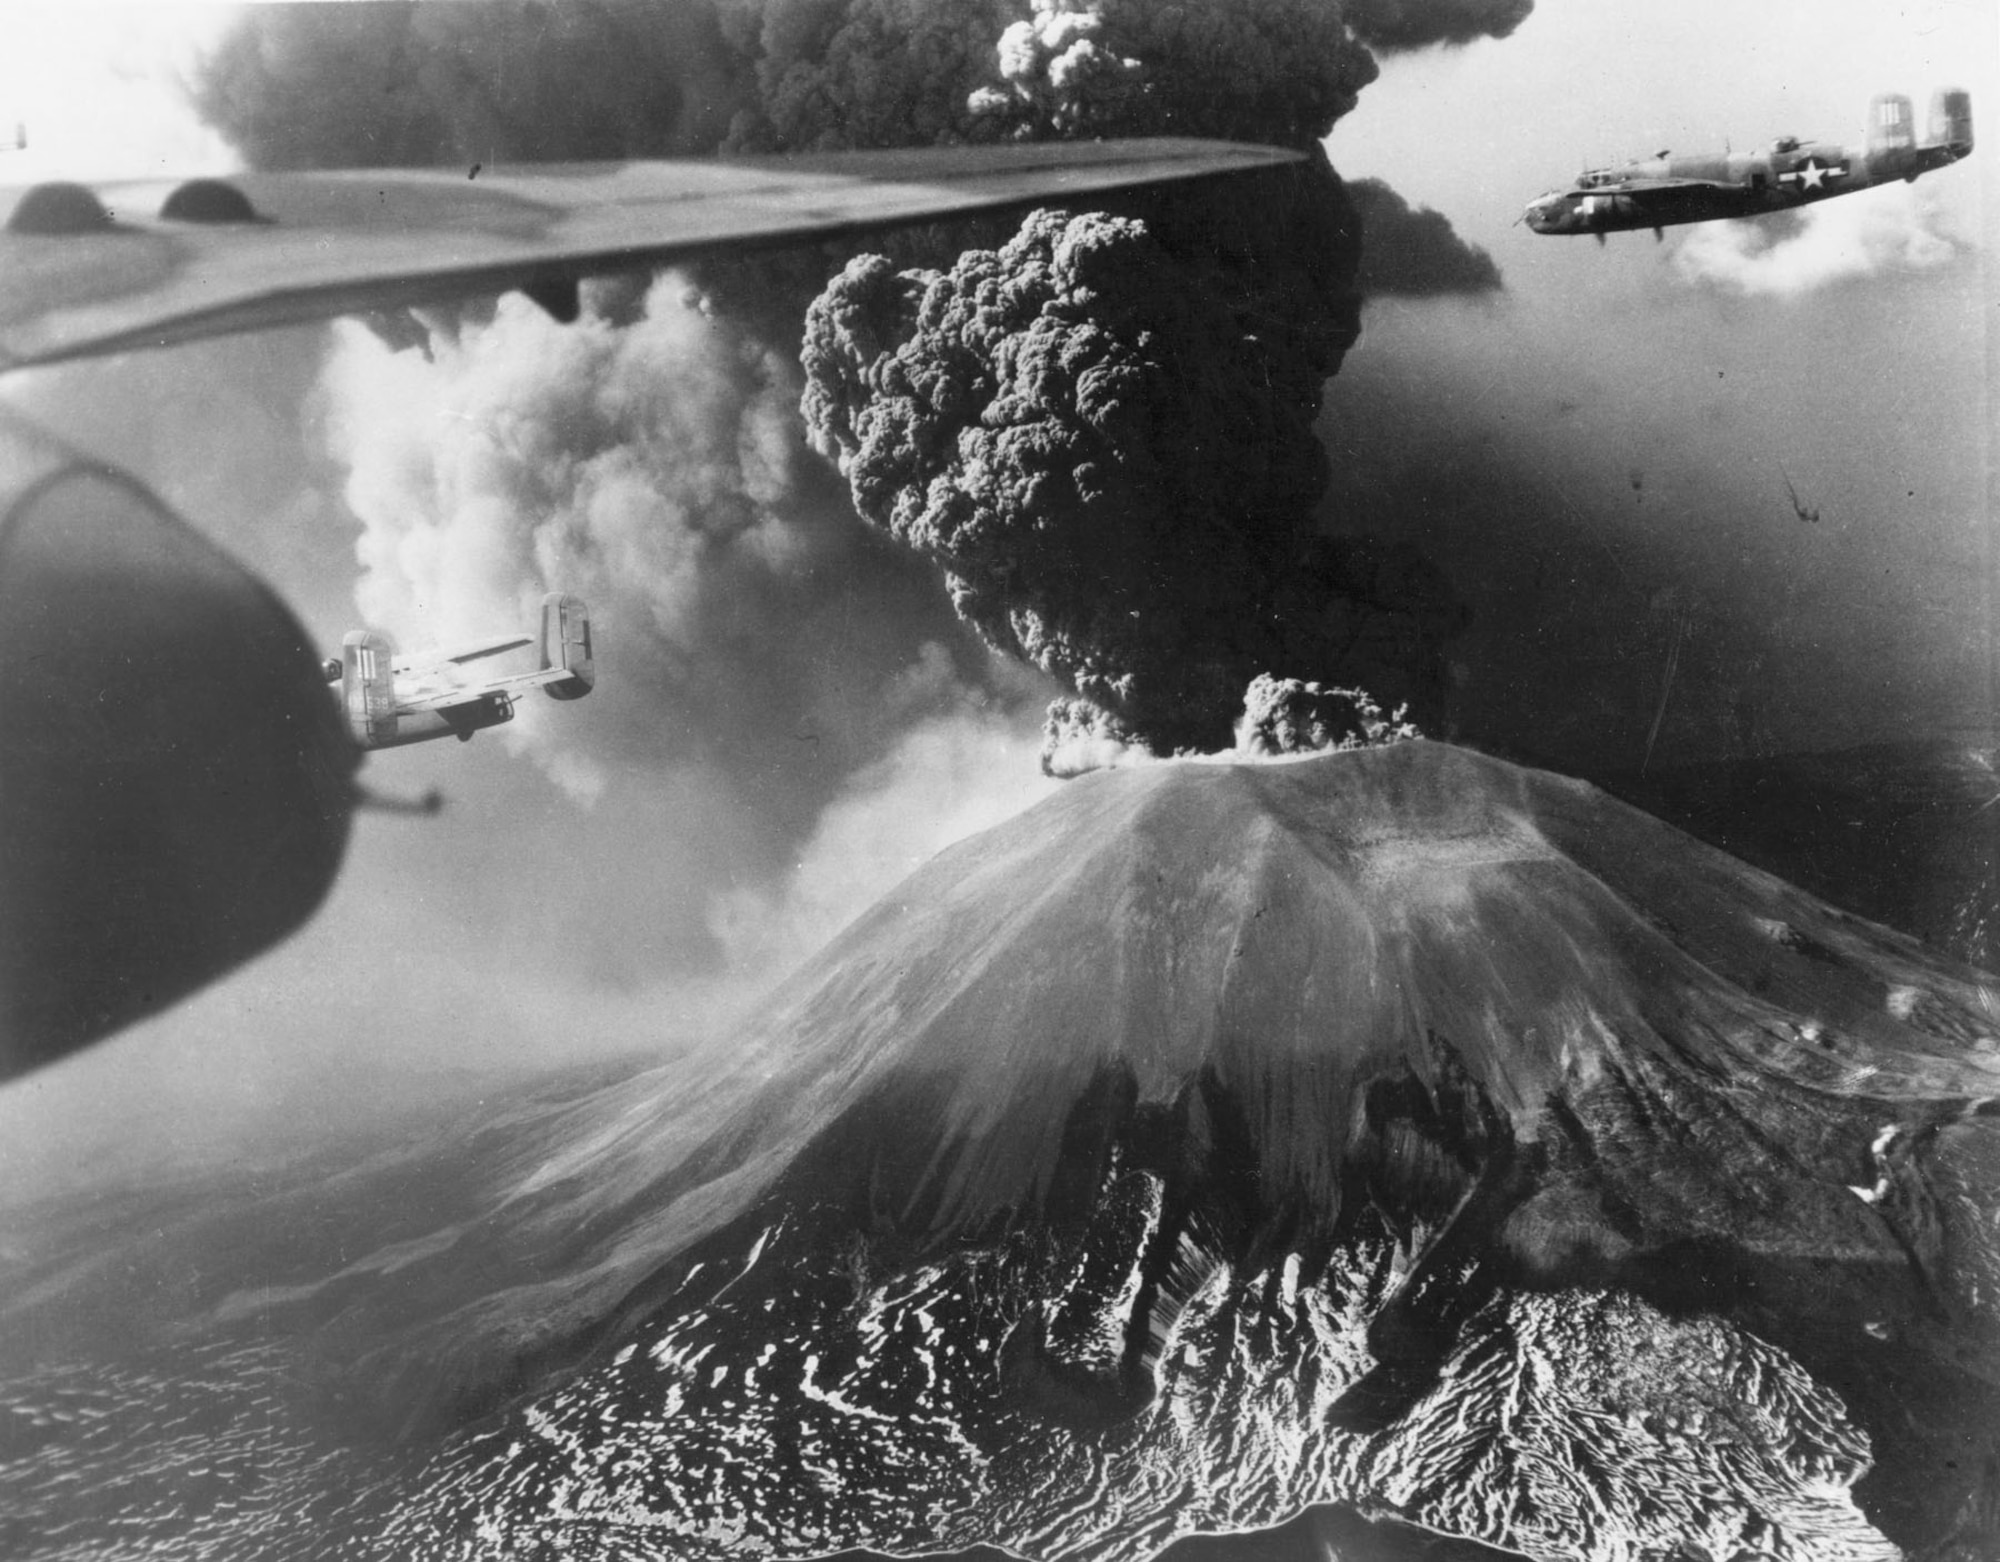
[1789,156,1847,191]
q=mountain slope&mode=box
[2,742,1996,1560]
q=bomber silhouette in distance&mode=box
[328,593,595,752]
[1523,89,1973,239]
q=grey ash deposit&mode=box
[2,742,1997,1560]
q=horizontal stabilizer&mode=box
[396,631,534,673]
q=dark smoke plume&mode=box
[1344,0,1534,51]
[1236,673,1420,755]
[714,0,1019,150]
[192,0,1533,168]
[1348,178,1503,296]
[790,1,1475,757]
[971,0,1378,145]
[802,183,1470,758]
[192,0,1491,768]
[192,2,748,169]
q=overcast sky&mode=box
[0,0,1992,1191]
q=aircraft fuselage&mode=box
[1525,90,1972,237]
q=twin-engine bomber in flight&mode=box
[329,593,595,751]
[1524,89,1973,238]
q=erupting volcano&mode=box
[3,742,1996,1560]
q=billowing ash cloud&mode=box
[971,0,1378,143]
[1670,183,1971,296]
[1235,673,1420,755]
[801,190,1464,758]
[715,0,1019,150]
[189,0,1498,885]
[1040,696,1155,779]
[790,0,1488,758]
[320,274,1051,916]
[191,2,748,168]
[327,283,794,801]
[187,0,1381,159]
[1348,178,1503,295]
[1343,0,1534,51]
[710,642,1060,968]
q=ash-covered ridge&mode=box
[3,743,1998,1560]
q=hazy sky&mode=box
[0,3,239,181]
[1325,0,1996,765]
[0,0,1992,1190]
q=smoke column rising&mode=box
[708,642,1061,974]
[192,1,748,168]
[320,273,1062,967]
[1347,177,1504,295]
[173,0,1523,1043]
[191,0,1512,773]
[199,0,1499,1078]
[324,278,834,804]
[795,0,1506,759]
[1343,0,1533,51]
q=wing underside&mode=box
[395,667,571,713]
[0,140,1299,373]
[1611,178,1732,197]
[394,633,534,675]
[1572,177,1745,204]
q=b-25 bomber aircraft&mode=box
[1524,89,1973,239]
[329,593,594,751]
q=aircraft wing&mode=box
[395,665,573,713]
[393,632,535,675]
[1585,177,1733,197]
[0,139,1299,374]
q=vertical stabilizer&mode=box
[1868,92,1916,155]
[539,593,595,700]
[1928,88,1973,155]
[341,629,398,747]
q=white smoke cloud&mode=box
[976,3,1140,133]
[321,275,831,803]
[1041,730,1156,779]
[969,0,1373,141]
[318,281,1065,1009]
[708,642,1060,980]
[0,7,237,184]
[1669,181,1969,296]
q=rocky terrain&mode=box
[2,742,1996,1560]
